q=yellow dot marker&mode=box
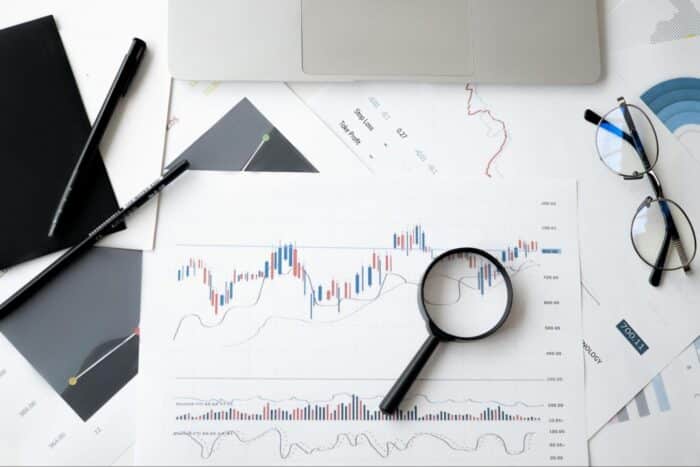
[68,376,78,386]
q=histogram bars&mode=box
[613,373,671,423]
[175,397,540,423]
[176,225,544,315]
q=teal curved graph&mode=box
[641,77,700,134]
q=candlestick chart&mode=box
[170,225,553,345]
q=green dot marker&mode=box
[262,133,270,143]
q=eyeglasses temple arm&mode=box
[648,200,691,286]
[649,232,671,286]
[659,199,692,271]
[584,109,636,147]
[618,99,653,172]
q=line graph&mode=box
[178,428,537,460]
[172,269,416,343]
[67,327,140,387]
[465,84,509,178]
[171,226,547,343]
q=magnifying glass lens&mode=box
[422,251,510,338]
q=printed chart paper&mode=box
[164,80,367,176]
[0,80,363,466]
[297,39,700,436]
[137,174,587,466]
[590,338,700,466]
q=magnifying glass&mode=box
[379,247,514,415]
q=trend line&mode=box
[173,228,542,342]
[172,259,540,346]
[223,280,410,348]
[172,271,417,342]
[175,393,545,409]
[175,376,547,383]
[174,394,544,424]
[68,328,140,387]
[465,83,509,178]
[241,133,271,171]
[175,393,542,423]
[423,271,509,306]
[181,428,536,460]
[176,228,539,316]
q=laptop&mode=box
[169,0,601,84]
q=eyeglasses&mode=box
[584,97,697,287]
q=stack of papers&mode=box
[0,0,698,465]
[0,1,168,465]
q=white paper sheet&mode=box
[295,39,700,438]
[1,0,170,250]
[136,173,587,465]
[590,338,700,466]
[0,3,168,464]
[606,0,700,50]
[617,39,700,169]
[0,79,371,466]
[164,80,368,175]
[0,331,136,465]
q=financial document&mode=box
[164,81,367,175]
[136,174,587,465]
[0,329,137,465]
[295,83,508,177]
[295,37,700,436]
[0,79,366,466]
[0,2,168,462]
[590,338,700,466]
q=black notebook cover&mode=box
[0,16,123,269]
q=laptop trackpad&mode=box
[301,0,473,77]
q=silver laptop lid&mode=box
[301,0,474,77]
[169,0,601,84]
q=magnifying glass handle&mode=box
[380,335,440,415]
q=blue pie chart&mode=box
[641,77,700,134]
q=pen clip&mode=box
[120,38,147,97]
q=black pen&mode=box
[1,160,190,321]
[48,38,147,237]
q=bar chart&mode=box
[175,394,541,423]
[613,335,700,424]
[613,373,671,423]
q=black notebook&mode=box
[0,16,122,269]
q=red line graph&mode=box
[465,84,509,178]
